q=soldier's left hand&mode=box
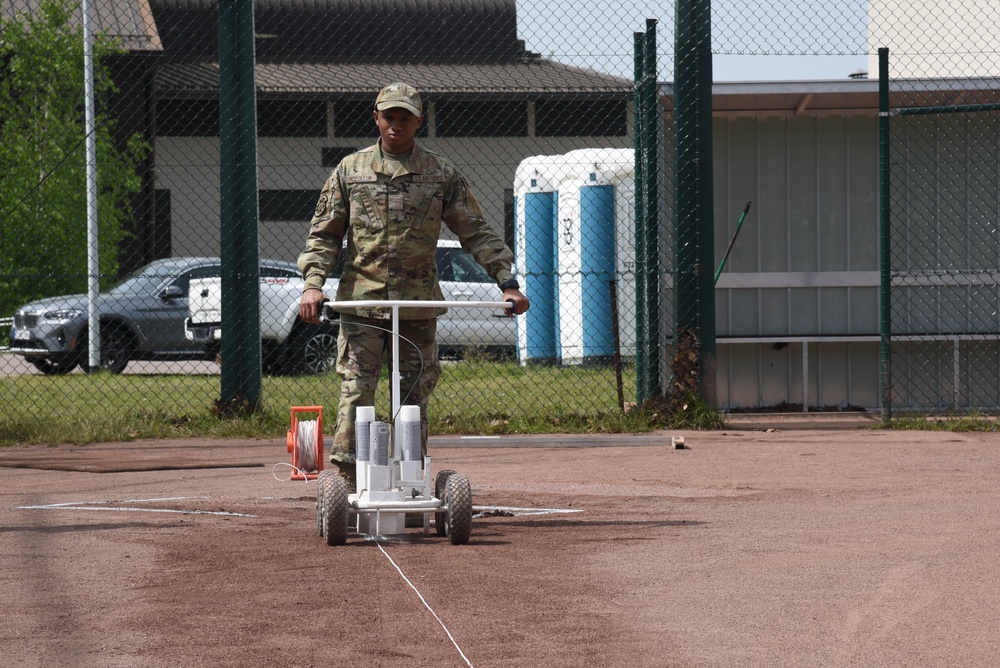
[502,288,530,316]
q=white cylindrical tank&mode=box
[553,149,635,364]
[370,421,389,467]
[399,405,421,461]
[355,406,374,462]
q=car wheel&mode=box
[292,322,339,375]
[261,340,286,376]
[31,357,78,375]
[80,327,131,374]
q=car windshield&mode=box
[439,248,492,283]
[104,263,195,296]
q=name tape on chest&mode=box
[347,175,378,183]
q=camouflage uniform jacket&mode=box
[298,140,515,320]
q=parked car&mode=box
[185,267,339,376]
[8,257,300,374]
[434,240,517,358]
[185,240,516,375]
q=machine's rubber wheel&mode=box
[434,469,457,536]
[322,472,349,546]
[31,357,77,375]
[443,473,472,545]
[316,470,334,536]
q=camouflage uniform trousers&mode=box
[331,313,440,462]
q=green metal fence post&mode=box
[674,0,715,405]
[218,0,262,410]
[634,30,649,404]
[674,0,694,346]
[878,47,892,424]
[693,0,715,406]
[634,21,661,405]
[643,20,661,403]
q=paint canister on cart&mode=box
[370,421,389,466]
[400,405,421,461]
[355,406,375,462]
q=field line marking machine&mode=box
[283,299,515,546]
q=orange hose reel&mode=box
[286,405,325,480]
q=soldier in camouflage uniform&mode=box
[298,82,529,488]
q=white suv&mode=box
[185,240,516,375]
[435,240,516,357]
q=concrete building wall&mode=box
[154,134,632,263]
[868,0,1000,78]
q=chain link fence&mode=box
[1,0,663,440]
[879,2,1000,414]
[709,0,1000,417]
[2,0,999,442]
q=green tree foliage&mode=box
[0,0,148,316]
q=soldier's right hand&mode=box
[299,288,327,325]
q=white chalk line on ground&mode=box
[359,506,582,667]
[18,496,583,521]
[19,496,257,517]
[17,497,579,664]
[473,505,583,517]
[368,535,475,668]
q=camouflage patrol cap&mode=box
[374,82,422,116]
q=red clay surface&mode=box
[4,413,1000,667]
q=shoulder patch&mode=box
[347,175,378,183]
[314,194,329,217]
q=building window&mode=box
[156,99,219,137]
[259,190,317,221]
[157,99,330,137]
[258,100,327,137]
[503,188,515,251]
[322,146,360,167]
[535,99,627,137]
[334,100,379,138]
[436,100,528,137]
[335,99,430,138]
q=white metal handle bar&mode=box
[319,299,515,325]
[316,298,518,437]
[323,299,514,311]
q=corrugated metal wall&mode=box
[887,110,1000,411]
[712,113,881,410]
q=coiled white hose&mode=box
[272,418,319,482]
[296,419,318,473]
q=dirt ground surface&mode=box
[4,413,1000,667]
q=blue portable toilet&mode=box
[553,149,635,365]
[513,155,564,364]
